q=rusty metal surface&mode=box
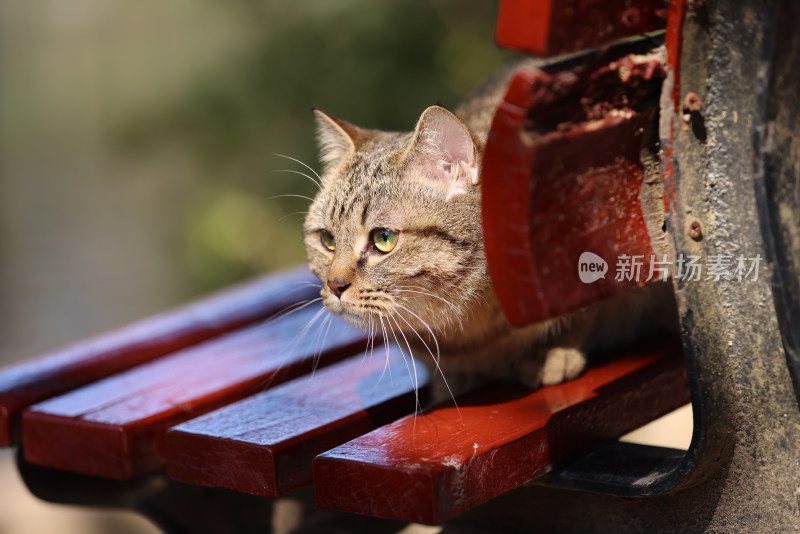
[753,0,800,403]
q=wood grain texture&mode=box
[495,0,665,57]
[165,344,427,497]
[22,302,366,479]
[481,51,667,326]
[0,267,321,447]
[314,338,689,524]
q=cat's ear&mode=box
[313,108,368,170]
[406,105,479,199]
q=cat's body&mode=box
[303,59,676,394]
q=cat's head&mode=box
[303,106,489,336]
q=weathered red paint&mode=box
[661,0,687,215]
[22,303,366,479]
[665,0,688,112]
[481,53,666,326]
[496,0,665,57]
[165,346,426,497]
[314,337,689,524]
[0,268,320,447]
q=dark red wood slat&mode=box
[22,303,367,479]
[481,51,666,326]
[314,339,689,524]
[165,344,428,497]
[0,267,321,447]
[495,0,666,57]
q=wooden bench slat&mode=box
[22,303,366,479]
[495,0,665,57]
[313,339,689,524]
[165,344,427,497]
[481,49,667,326]
[0,267,320,447]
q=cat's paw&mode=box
[540,347,587,386]
[516,347,587,389]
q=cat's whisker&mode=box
[279,279,324,299]
[287,279,323,288]
[281,280,324,294]
[391,288,460,315]
[368,315,390,392]
[295,311,332,397]
[271,152,323,183]
[367,313,378,366]
[271,169,321,190]
[258,296,322,329]
[307,310,328,362]
[388,311,428,432]
[393,285,465,332]
[385,316,406,389]
[388,312,420,392]
[277,210,309,223]
[280,305,327,356]
[256,304,327,393]
[390,290,464,332]
[310,312,334,379]
[392,303,441,365]
[373,315,393,386]
[361,314,374,368]
[268,193,316,203]
[293,281,323,289]
[385,312,423,418]
[392,306,439,368]
[392,306,461,418]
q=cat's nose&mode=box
[327,280,351,298]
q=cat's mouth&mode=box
[322,293,344,314]
[321,285,445,335]
[341,308,370,327]
[323,294,371,328]
[324,293,436,337]
[332,305,375,331]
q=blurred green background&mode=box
[0,3,507,530]
[0,0,510,361]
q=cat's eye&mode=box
[320,230,336,251]
[372,229,398,253]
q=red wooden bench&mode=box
[5,0,800,531]
[5,264,688,523]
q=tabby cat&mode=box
[302,61,676,395]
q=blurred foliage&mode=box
[117,0,511,291]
